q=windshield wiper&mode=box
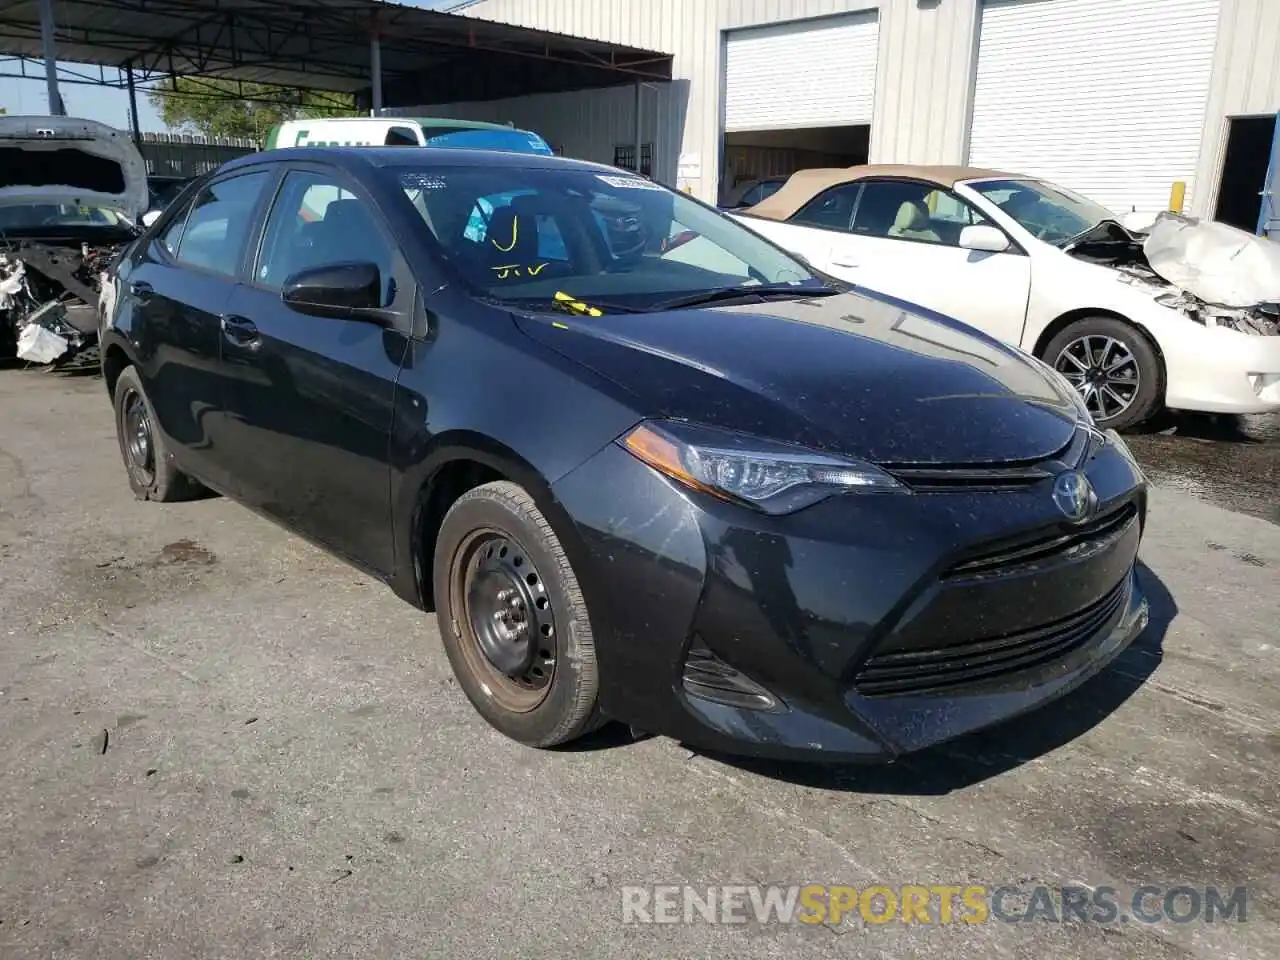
[649,283,839,312]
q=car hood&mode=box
[0,116,149,220]
[514,288,1083,465]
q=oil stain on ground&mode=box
[155,539,217,566]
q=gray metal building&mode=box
[408,0,1280,231]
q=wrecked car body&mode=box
[0,116,147,369]
[734,165,1280,427]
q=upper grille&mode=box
[943,502,1139,581]
[852,577,1127,697]
[883,424,1101,491]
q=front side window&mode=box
[851,181,989,247]
[174,171,271,277]
[969,178,1116,245]
[395,165,820,310]
[790,184,862,231]
[255,170,395,303]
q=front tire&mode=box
[433,480,601,747]
[1042,316,1164,430]
[112,366,202,502]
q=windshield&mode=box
[0,202,133,232]
[395,164,820,310]
[969,178,1117,246]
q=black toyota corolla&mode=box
[100,147,1150,762]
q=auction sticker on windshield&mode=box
[596,174,665,191]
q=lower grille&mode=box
[853,578,1127,697]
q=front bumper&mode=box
[552,429,1149,763]
[1159,316,1280,414]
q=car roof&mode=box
[745,163,1017,221]
[218,146,622,177]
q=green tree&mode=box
[148,78,355,141]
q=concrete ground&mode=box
[1,369,1276,960]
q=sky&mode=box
[0,0,466,132]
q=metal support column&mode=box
[39,0,65,115]
[370,28,383,114]
[633,80,642,175]
[125,61,141,146]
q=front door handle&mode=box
[128,280,154,303]
[220,314,261,349]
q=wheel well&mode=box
[415,458,506,610]
[102,344,130,398]
[1031,308,1165,365]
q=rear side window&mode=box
[790,184,862,230]
[173,172,271,277]
[385,126,421,146]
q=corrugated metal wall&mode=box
[445,0,968,201]
[1192,0,1280,217]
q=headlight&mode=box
[619,420,903,515]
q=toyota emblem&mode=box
[1052,470,1098,523]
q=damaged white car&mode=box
[734,165,1280,429]
[0,115,147,369]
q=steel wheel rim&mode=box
[1054,334,1140,422]
[121,388,156,484]
[451,528,557,713]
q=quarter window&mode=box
[255,170,395,303]
[172,172,271,277]
[790,184,862,231]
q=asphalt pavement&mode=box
[1,369,1276,960]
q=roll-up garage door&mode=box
[724,13,880,132]
[967,0,1221,215]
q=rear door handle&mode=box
[128,280,154,303]
[220,314,261,349]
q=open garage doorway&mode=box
[721,12,878,207]
[1214,114,1277,233]
[721,125,869,207]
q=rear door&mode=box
[217,164,412,575]
[1258,111,1280,239]
[123,168,275,492]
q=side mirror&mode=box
[141,210,162,228]
[281,261,392,323]
[959,224,1011,253]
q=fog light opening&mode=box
[681,641,785,713]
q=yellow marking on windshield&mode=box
[491,216,519,252]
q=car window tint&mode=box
[758,180,783,202]
[850,181,988,247]
[255,171,395,304]
[173,172,270,277]
[790,184,862,230]
[738,184,763,207]
[160,199,193,257]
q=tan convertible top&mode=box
[745,164,1012,221]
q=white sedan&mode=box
[732,165,1280,429]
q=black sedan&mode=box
[100,146,1151,762]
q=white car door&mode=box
[828,180,1033,348]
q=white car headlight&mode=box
[620,420,904,515]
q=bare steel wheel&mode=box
[455,531,558,713]
[112,365,203,502]
[1042,316,1163,430]
[433,480,601,747]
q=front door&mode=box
[835,179,1032,347]
[1258,111,1280,239]
[217,166,409,575]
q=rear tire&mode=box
[112,366,203,502]
[433,480,601,747]
[1042,316,1164,430]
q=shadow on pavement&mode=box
[696,561,1176,795]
